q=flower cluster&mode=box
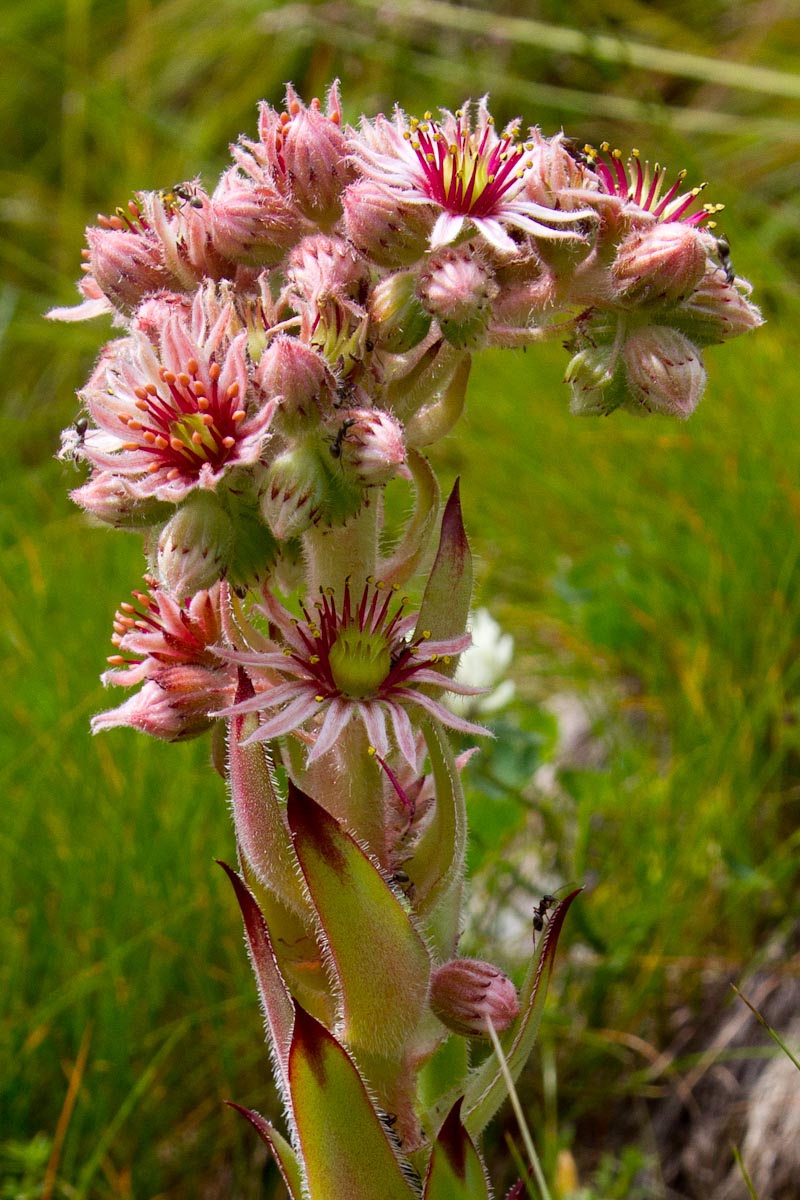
[52,83,761,1195]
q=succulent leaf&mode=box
[286,784,431,1061]
[414,480,473,664]
[288,1004,419,1200]
[217,861,295,1099]
[422,1099,491,1200]
[227,1104,304,1199]
[227,669,309,917]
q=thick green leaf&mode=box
[463,890,581,1137]
[218,861,294,1098]
[227,669,309,917]
[287,784,430,1061]
[289,1004,418,1200]
[423,1099,491,1200]
[408,717,466,958]
[227,1105,304,1200]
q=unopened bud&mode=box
[369,271,432,353]
[430,958,520,1039]
[325,408,408,485]
[157,491,235,597]
[673,271,764,345]
[211,169,306,266]
[255,335,337,433]
[86,227,172,312]
[272,84,354,227]
[260,442,327,539]
[417,247,498,348]
[92,666,231,742]
[613,223,707,305]
[565,340,627,416]
[622,325,706,419]
[343,178,434,267]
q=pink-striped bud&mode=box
[675,270,764,345]
[430,958,520,1038]
[210,168,306,266]
[156,491,235,598]
[325,408,408,485]
[91,666,231,741]
[417,247,498,348]
[342,178,434,267]
[622,326,706,418]
[254,335,337,434]
[70,471,173,529]
[260,442,327,539]
[287,233,369,309]
[612,223,707,305]
[86,226,173,312]
[257,83,353,227]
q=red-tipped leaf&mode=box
[463,890,582,1137]
[227,1104,304,1199]
[288,1004,418,1200]
[287,784,430,1061]
[423,1098,492,1199]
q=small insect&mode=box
[328,417,357,460]
[532,894,558,936]
[58,416,89,468]
[714,234,735,285]
[159,182,204,211]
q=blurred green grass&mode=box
[2,0,800,1195]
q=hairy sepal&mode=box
[227,1105,304,1200]
[422,1099,491,1200]
[287,783,431,1062]
[289,1004,418,1200]
[462,890,581,1138]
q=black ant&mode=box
[159,182,204,212]
[714,234,735,285]
[328,417,357,460]
[59,416,89,468]
[532,894,558,936]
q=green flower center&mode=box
[328,625,392,698]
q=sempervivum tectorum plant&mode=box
[49,81,762,1200]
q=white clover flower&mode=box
[447,608,515,718]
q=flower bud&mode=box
[86,227,173,313]
[325,407,408,486]
[91,667,230,741]
[564,341,627,416]
[210,168,306,266]
[672,271,764,345]
[287,233,369,309]
[369,271,432,353]
[156,491,235,597]
[254,335,337,434]
[622,325,706,419]
[417,247,498,348]
[260,442,327,539]
[259,83,354,227]
[430,958,520,1038]
[342,178,434,267]
[612,223,707,305]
